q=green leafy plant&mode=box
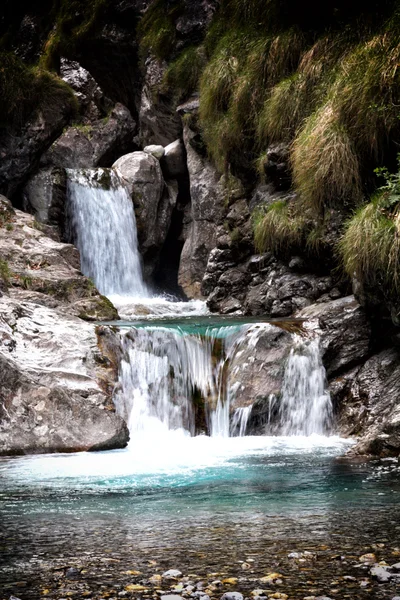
[374,154,400,209]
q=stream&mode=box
[1,169,400,600]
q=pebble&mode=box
[359,553,377,564]
[163,570,183,579]
[65,567,81,580]
[221,593,244,600]
[370,565,392,583]
[161,596,184,600]
[9,597,22,600]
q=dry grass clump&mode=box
[333,34,400,160]
[199,28,305,170]
[291,102,362,212]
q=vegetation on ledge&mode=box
[0,52,77,129]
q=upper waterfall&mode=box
[66,168,148,298]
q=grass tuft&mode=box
[253,200,308,255]
[291,102,362,212]
[339,197,397,289]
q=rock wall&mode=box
[1,0,400,458]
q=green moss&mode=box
[40,0,109,70]
[138,0,184,61]
[163,46,206,100]
[0,52,77,129]
[253,200,308,255]
[0,259,11,283]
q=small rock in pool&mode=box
[163,569,183,579]
[221,593,244,600]
[161,595,184,600]
[391,562,400,572]
[370,565,392,583]
[65,567,81,580]
[9,596,22,600]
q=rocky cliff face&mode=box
[1,0,400,456]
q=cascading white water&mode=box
[115,325,334,442]
[278,338,333,435]
[115,324,270,441]
[230,406,253,437]
[66,168,148,297]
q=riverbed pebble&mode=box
[163,570,183,579]
[359,553,377,564]
[221,592,244,600]
[370,565,392,582]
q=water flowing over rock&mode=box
[277,338,332,436]
[114,322,333,440]
[66,168,148,298]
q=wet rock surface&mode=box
[0,196,126,454]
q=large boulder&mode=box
[298,296,371,378]
[161,139,187,179]
[41,103,136,169]
[0,298,128,455]
[113,151,176,277]
[60,58,112,121]
[0,199,118,321]
[229,324,294,434]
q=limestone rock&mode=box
[178,125,226,298]
[60,58,111,119]
[0,203,118,320]
[22,167,67,236]
[139,57,182,147]
[161,139,187,178]
[0,298,128,455]
[113,151,176,277]
[231,325,294,435]
[298,296,371,377]
[0,91,74,198]
[42,103,136,169]
[342,348,400,456]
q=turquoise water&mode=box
[103,314,303,337]
[2,436,400,599]
[1,436,400,518]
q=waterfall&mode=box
[66,168,148,298]
[230,406,253,437]
[277,338,332,436]
[115,324,269,440]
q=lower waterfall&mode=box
[114,324,333,440]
